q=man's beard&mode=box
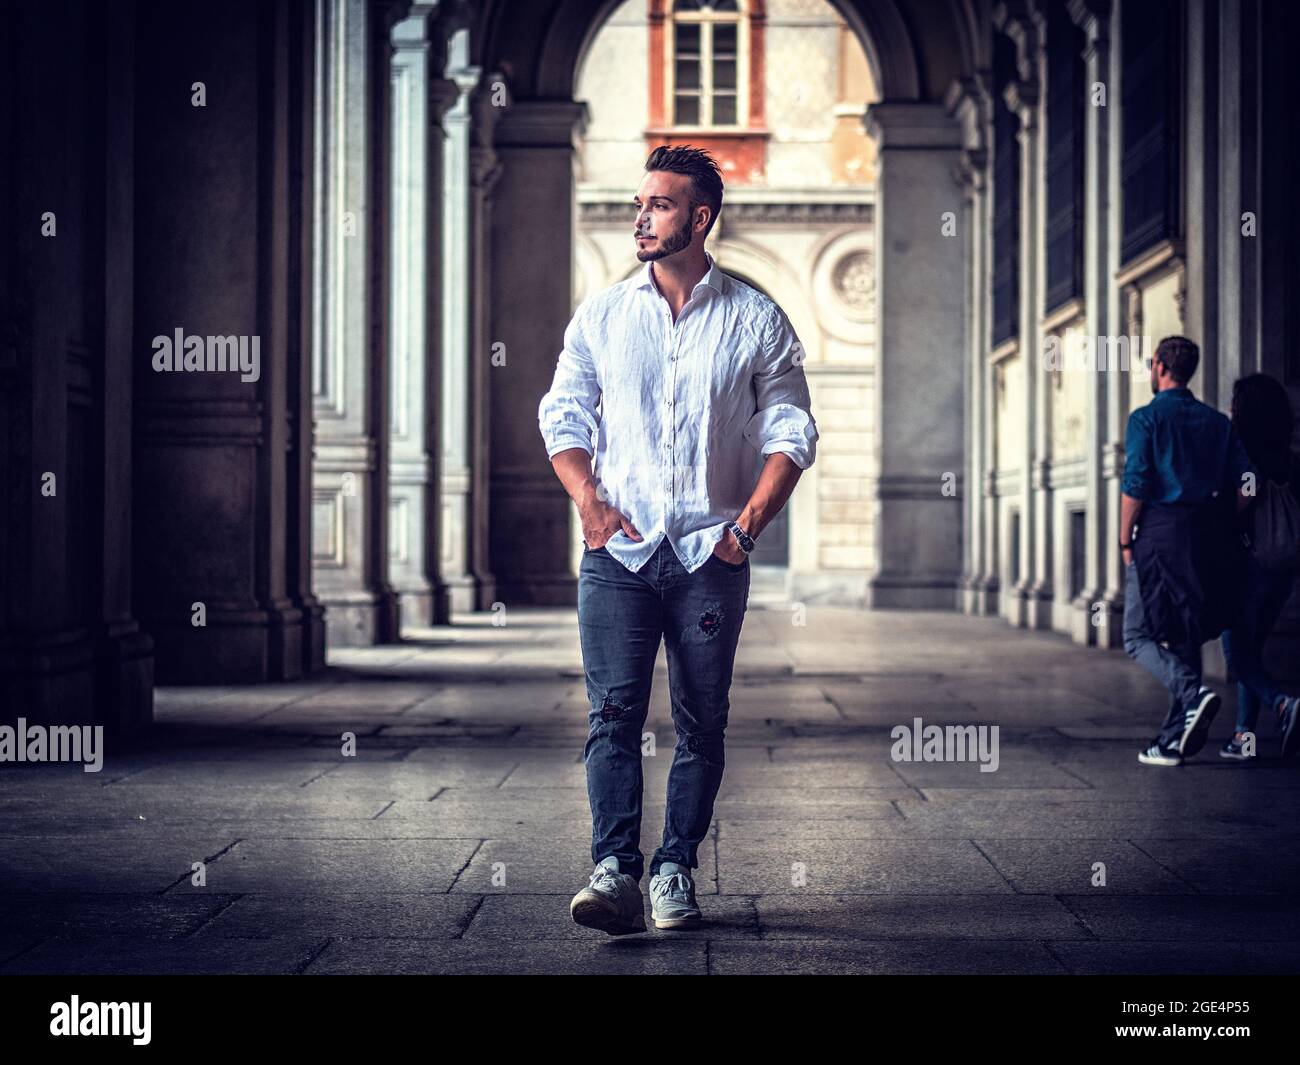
[635,214,693,261]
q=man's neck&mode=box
[651,250,709,313]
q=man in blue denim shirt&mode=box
[1120,336,1252,767]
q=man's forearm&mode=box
[550,447,597,508]
[1120,492,1143,544]
[738,453,803,540]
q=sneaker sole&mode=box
[570,893,645,936]
[1218,748,1251,761]
[1178,692,1220,757]
[1138,751,1182,767]
[653,914,702,930]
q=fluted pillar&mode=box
[439,32,484,614]
[388,7,458,628]
[311,0,409,647]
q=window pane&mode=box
[675,0,701,10]
[713,23,737,53]
[712,93,736,125]
[675,57,699,90]
[675,94,700,125]
[713,57,736,89]
[676,24,699,53]
[711,0,740,10]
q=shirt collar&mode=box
[637,250,724,297]
[1154,386,1193,402]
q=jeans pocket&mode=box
[710,551,747,572]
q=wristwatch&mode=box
[727,520,755,554]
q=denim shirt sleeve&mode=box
[1121,407,1154,500]
[538,298,601,459]
[741,305,819,470]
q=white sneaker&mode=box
[569,857,645,936]
[649,862,702,930]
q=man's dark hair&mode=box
[1232,372,1295,481]
[644,145,724,239]
[1154,335,1199,385]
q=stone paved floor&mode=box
[3,606,1299,975]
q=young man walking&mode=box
[1120,336,1252,766]
[537,146,818,933]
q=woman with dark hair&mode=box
[1221,373,1300,760]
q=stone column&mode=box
[997,2,1049,630]
[311,0,408,647]
[862,102,965,608]
[1068,0,1114,644]
[1,0,154,727]
[949,78,992,616]
[131,0,318,684]
[488,97,589,606]
[439,31,483,614]
[387,8,457,628]
[465,77,504,611]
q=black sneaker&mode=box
[1177,687,1221,757]
[1138,741,1183,767]
[1278,697,1300,760]
[1219,737,1253,761]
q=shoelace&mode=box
[652,872,692,901]
[590,868,624,892]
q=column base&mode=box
[320,590,400,648]
[864,574,961,610]
[145,605,309,683]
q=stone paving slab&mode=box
[0,834,239,893]
[716,839,1014,894]
[753,894,1089,940]
[0,936,327,975]
[708,939,1064,975]
[163,838,482,894]
[1058,894,1300,940]
[304,936,709,975]
[971,840,1195,894]
[192,893,479,939]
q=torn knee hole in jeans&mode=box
[599,694,632,723]
[684,732,724,765]
[698,605,724,639]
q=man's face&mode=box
[633,170,703,262]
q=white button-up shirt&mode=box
[538,251,818,574]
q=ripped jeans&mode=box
[578,538,750,883]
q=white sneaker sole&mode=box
[570,891,646,936]
[1138,750,1182,767]
[653,913,702,930]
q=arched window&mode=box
[668,0,744,128]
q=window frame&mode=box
[666,0,748,130]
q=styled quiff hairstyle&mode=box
[644,145,724,239]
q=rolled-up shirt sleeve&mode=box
[1121,408,1154,500]
[538,298,601,459]
[742,305,819,469]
